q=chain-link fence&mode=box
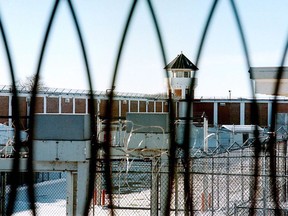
[0,141,287,215]
[1,172,66,215]
[190,143,287,215]
[92,142,287,216]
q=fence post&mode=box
[226,153,230,215]
[0,173,6,216]
[66,171,76,215]
[151,158,159,216]
[202,158,208,212]
[94,160,102,206]
[160,154,169,216]
[76,161,90,216]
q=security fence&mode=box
[0,172,66,216]
[94,141,286,215]
[0,141,287,215]
[92,143,288,216]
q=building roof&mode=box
[249,67,288,79]
[164,53,198,71]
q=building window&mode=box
[176,72,183,78]
[174,71,190,78]
[184,72,190,78]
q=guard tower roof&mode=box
[164,53,198,71]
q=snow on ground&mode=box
[9,178,151,216]
[11,179,66,216]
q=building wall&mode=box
[193,102,214,125]
[3,91,288,130]
[276,103,288,113]
[61,97,73,113]
[148,101,154,112]
[75,98,86,113]
[245,103,268,127]
[218,103,240,125]
[139,101,146,112]
[120,100,128,118]
[0,96,9,124]
[130,100,138,112]
[35,97,44,113]
[46,97,59,113]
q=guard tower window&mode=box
[184,72,190,78]
[174,71,190,78]
[175,72,184,78]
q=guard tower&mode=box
[165,53,198,118]
[165,53,199,99]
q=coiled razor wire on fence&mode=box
[0,0,288,215]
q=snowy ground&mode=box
[11,179,66,216]
[9,178,151,216]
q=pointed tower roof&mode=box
[164,53,198,71]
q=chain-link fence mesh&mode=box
[1,172,66,215]
[91,144,287,216]
[0,142,287,215]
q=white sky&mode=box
[0,0,287,98]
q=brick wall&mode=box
[61,97,73,113]
[218,103,240,125]
[46,97,59,113]
[0,96,9,123]
[35,97,44,113]
[130,101,138,112]
[245,103,268,127]
[139,101,146,112]
[193,102,214,125]
[75,98,86,113]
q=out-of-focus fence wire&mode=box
[0,11,25,216]
[0,0,287,215]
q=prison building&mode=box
[1,86,288,129]
[1,53,288,130]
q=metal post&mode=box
[43,95,47,113]
[160,155,169,216]
[211,157,214,215]
[8,95,12,126]
[0,173,6,216]
[285,140,288,203]
[202,158,208,212]
[204,116,208,152]
[151,158,159,216]
[72,97,75,114]
[175,159,179,216]
[76,162,90,216]
[226,153,230,215]
[263,150,267,216]
[213,102,218,126]
[241,148,244,202]
[66,171,75,216]
[59,96,62,114]
[95,160,102,206]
